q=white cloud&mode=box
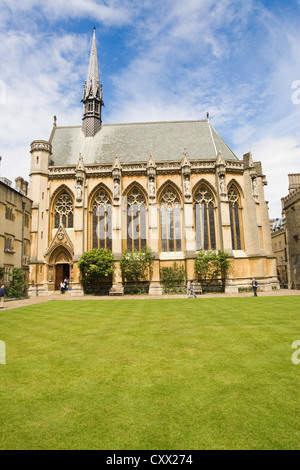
[0,0,299,223]
[245,135,300,218]
[0,0,133,26]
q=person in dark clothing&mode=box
[0,285,5,308]
[251,278,258,296]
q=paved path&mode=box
[1,289,300,311]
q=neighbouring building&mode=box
[0,176,32,285]
[281,174,300,289]
[270,218,287,287]
[27,29,278,296]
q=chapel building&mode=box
[28,29,278,296]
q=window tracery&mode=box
[54,192,73,228]
[92,189,112,250]
[159,187,182,252]
[194,185,216,250]
[126,188,147,251]
[228,186,244,250]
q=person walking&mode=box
[251,278,258,296]
[60,281,65,294]
[188,280,197,298]
[0,285,5,308]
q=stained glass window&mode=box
[92,190,112,250]
[228,186,244,250]
[126,188,147,251]
[160,187,182,252]
[54,192,73,228]
[194,185,216,250]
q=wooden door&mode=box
[55,264,64,290]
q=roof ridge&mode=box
[54,120,208,130]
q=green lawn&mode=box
[0,297,299,450]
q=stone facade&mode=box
[0,177,32,285]
[281,174,300,289]
[27,31,278,296]
[270,218,288,287]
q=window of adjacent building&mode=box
[54,192,74,229]
[159,186,182,252]
[126,187,147,252]
[5,205,13,221]
[25,213,29,227]
[4,236,14,252]
[3,266,12,283]
[92,189,112,250]
[228,186,244,250]
[194,185,216,251]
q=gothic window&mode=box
[92,190,112,250]
[5,206,13,221]
[194,185,216,250]
[159,186,182,252]
[126,188,147,251]
[228,186,244,250]
[54,192,74,229]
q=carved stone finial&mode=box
[216,150,225,166]
[76,153,85,172]
[113,153,121,169]
[147,153,156,168]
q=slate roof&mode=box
[49,120,238,166]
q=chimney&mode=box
[288,174,300,194]
[21,180,29,195]
[15,176,23,190]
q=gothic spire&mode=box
[82,28,104,137]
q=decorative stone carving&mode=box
[76,181,82,201]
[147,153,156,179]
[181,149,191,177]
[252,176,258,198]
[113,180,120,198]
[149,179,156,198]
[184,177,191,196]
[219,174,227,200]
[112,154,121,202]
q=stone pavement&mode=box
[1,288,300,311]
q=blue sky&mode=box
[0,0,299,218]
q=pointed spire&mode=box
[82,28,104,137]
[82,28,101,101]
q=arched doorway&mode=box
[48,246,73,291]
[55,263,70,290]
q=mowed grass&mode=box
[0,296,299,450]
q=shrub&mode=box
[160,263,187,293]
[78,249,114,294]
[120,247,154,283]
[194,250,231,293]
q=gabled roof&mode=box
[49,119,238,166]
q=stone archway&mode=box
[48,246,73,291]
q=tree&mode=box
[6,269,27,299]
[78,249,115,294]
